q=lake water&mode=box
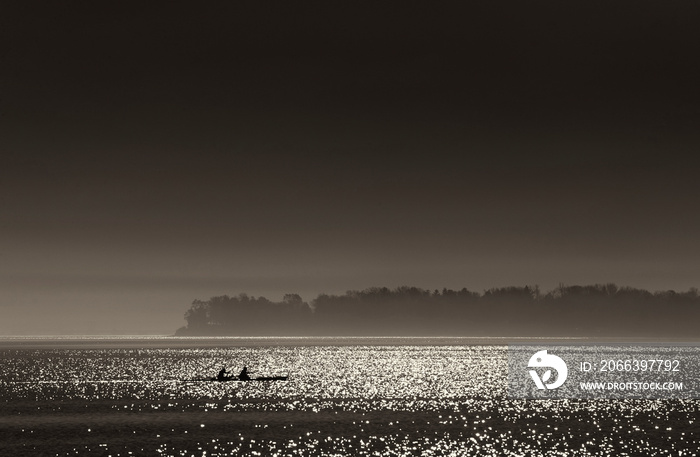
[1,337,698,456]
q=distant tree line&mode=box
[175,284,700,338]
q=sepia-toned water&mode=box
[1,337,698,456]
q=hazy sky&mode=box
[3,1,700,334]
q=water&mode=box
[1,337,698,456]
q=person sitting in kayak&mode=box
[217,367,230,381]
[239,366,251,381]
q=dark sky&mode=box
[3,1,700,334]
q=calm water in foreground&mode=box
[1,337,698,456]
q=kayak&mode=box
[204,375,288,382]
[251,376,288,381]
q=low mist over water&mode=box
[176,285,700,339]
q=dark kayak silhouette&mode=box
[207,375,288,382]
[187,366,289,382]
[198,365,289,382]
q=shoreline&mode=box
[2,335,700,349]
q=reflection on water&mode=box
[1,340,698,456]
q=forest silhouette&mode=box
[175,284,700,338]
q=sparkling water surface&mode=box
[1,337,698,456]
